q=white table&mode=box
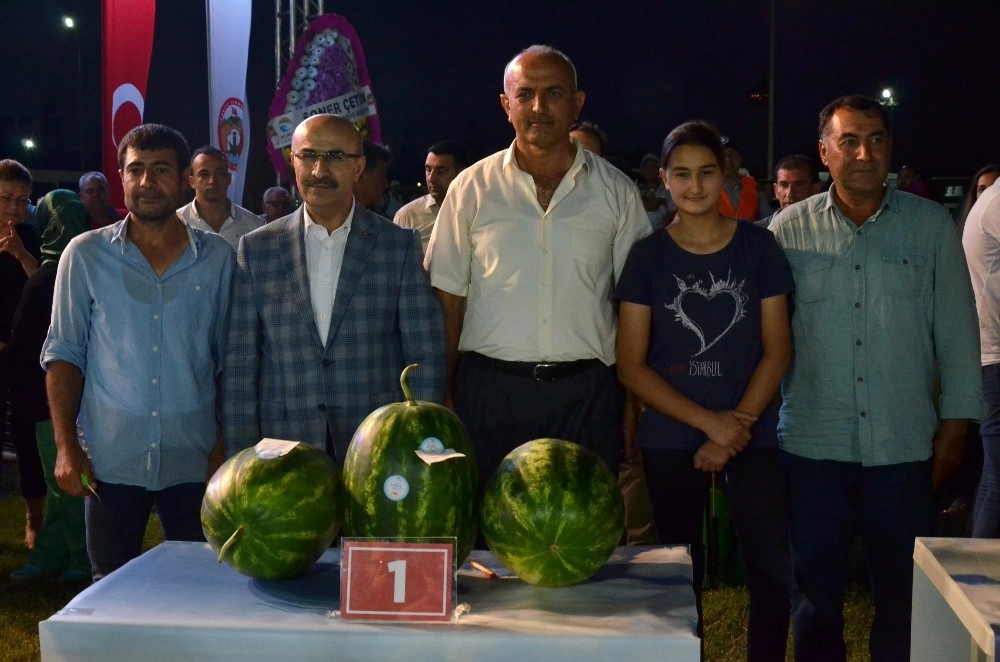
[912,537,1000,662]
[40,541,699,661]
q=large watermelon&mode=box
[343,364,479,564]
[481,438,624,586]
[201,440,345,580]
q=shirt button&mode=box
[195,285,201,291]
[157,283,163,289]
[855,302,861,308]
[317,404,326,412]
[854,265,861,271]
[152,345,159,352]
[856,340,862,346]
[152,378,158,384]
[151,411,158,417]
[856,230,863,236]
[153,314,159,320]
[860,411,867,417]
[857,377,864,382]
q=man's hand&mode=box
[702,410,756,454]
[55,442,93,498]
[694,441,730,473]
[932,419,969,490]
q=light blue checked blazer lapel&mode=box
[325,207,378,351]
[280,209,325,350]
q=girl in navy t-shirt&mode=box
[615,120,796,661]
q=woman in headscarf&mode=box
[6,189,93,582]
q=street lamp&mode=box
[62,15,84,169]
[880,88,897,107]
[21,138,36,150]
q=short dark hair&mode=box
[190,145,227,167]
[818,95,890,139]
[774,154,819,183]
[362,139,392,172]
[117,123,190,170]
[569,120,609,156]
[78,171,108,190]
[427,140,469,170]
[0,159,33,186]
[659,120,725,170]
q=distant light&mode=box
[416,182,422,187]
[21,138,36,150]
[62,16,75,29]
[881,88,892,99]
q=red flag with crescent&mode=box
[102,0,156,208]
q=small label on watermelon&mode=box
[419,437,445,454]
[415,448,467,465]
[254,438,300,459]
[383,475,410,501]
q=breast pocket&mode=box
[881,252,926,298]
[791,256,833,303]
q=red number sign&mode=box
[341,541,454,622]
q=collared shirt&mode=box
[393,193,439,253]
[41,218,235,489]
[177,200,262,250]
[962,180,1000,366]
[304,201,354,346]
[426,142,650,365]
[771,185,982,466]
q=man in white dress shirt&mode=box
[425,44,649,479]
[394,140,467,253]
[176,146,261,249]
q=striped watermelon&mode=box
[343,364,479,564]
[481,438,624,586]
[201,440,345,580]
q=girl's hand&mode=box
[694,441,730,472]
[702,409,756,452]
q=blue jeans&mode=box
[85,482,206,581]
[782,453,934,662]
[973,363,1000,537]
[644,446,794,662]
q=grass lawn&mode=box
[0,486,874,662]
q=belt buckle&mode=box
[532,362,559,380]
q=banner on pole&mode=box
[102,0,156,208]
[206,0,252,204]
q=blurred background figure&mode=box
[957,164,1000,236]
[569,119,608,156]
[77,172,121,229]
[0,159,44,552]
[6,190,92,582]
[259,186,293,223]
[394,140,467,254]
[354,139,392,216]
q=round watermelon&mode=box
[343,364,479,564]
[201,441,345,580]
[481,438,624,586]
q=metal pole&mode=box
[767,0,776,178]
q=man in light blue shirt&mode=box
[771,95,981,662]
[42,124,234,580]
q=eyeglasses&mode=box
[291,150,363,166]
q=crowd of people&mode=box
[1,43,998,662]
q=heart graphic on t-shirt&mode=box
[667,272,749,357]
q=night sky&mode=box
[4,0,1000,207]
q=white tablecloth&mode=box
[912,537,1000,662]
[40,541,699,661]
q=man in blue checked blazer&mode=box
[222,114,445,462]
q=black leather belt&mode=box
[467,352,603,381]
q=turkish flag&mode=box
[102,0,156,209]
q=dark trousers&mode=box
[974,363,1000,537]
[782,453,934,662]
[644,446,794,662]
[85,481,206,581]
[454,353,624,482]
